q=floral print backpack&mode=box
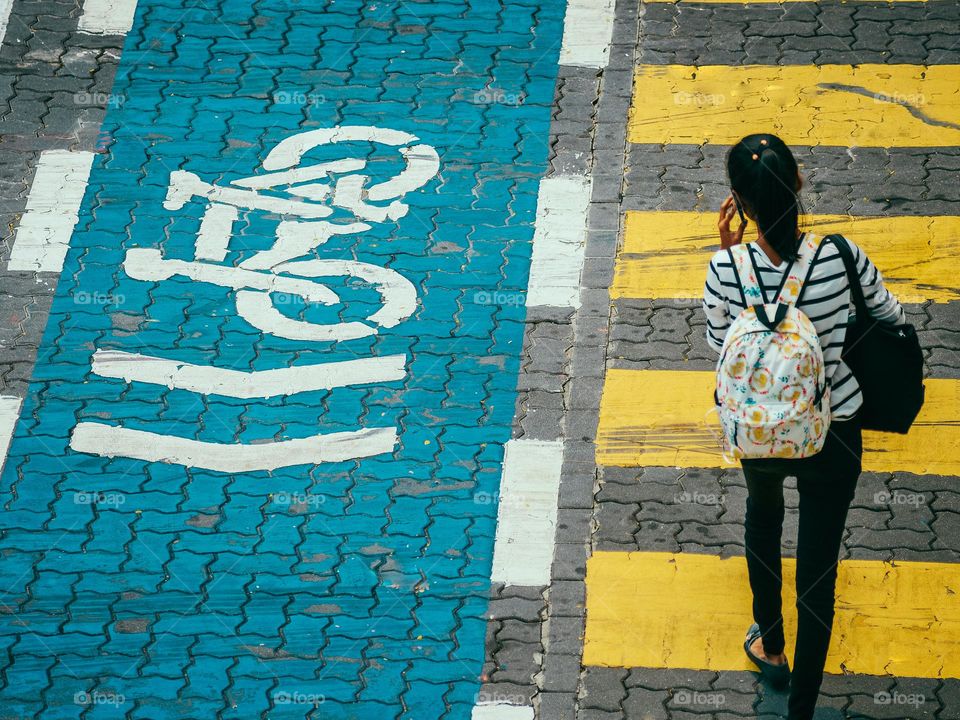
[715,234,830,460]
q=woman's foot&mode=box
[749,636,787,666]
[743,623,791,689]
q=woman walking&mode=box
[702,133,905,719]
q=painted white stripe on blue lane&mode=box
[91,350,408,398]
[8,150,94,273]
[70,423,399,472]
[491,439,565,587]
[527,174,592,309]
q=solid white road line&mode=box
[559,0,616,68]
[491,439,564,587]
[526,175,592,309]
[77,0,138,35]
[8,150,95,273]
[0,396,22,478]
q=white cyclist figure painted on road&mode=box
[71,125,440,471]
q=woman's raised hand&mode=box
[718,195,747,250]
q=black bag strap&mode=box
[827,234,869,320]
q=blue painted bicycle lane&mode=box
[0,1,565,717]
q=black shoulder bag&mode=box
[828,234,925,433]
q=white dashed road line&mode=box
[77,0,139,35]
[471,702,536,720]
[7,150,95,273]
[491,439,565,587]
[526,175,592,309]
[0,396,22,478]
[0,0,15,46]
[559,0,616,68]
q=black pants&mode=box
[740,417,862,720]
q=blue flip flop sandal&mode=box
[744,623,790,689]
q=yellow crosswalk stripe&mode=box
[596,369,960,475]
[629,64,960,147]
[613,211,960,304]
[583,551,960,677]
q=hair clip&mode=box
[751,153,759,160]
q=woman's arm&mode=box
[703,257,730,353]
[704,196,744,353]
[849,240,906,324]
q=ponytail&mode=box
[727,134,803,261]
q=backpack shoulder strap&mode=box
[777,233,825,306]
[726,248,747,307]
[728,244,764,307]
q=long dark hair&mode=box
[727,134,804,261]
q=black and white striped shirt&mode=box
[703,235,906,420]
